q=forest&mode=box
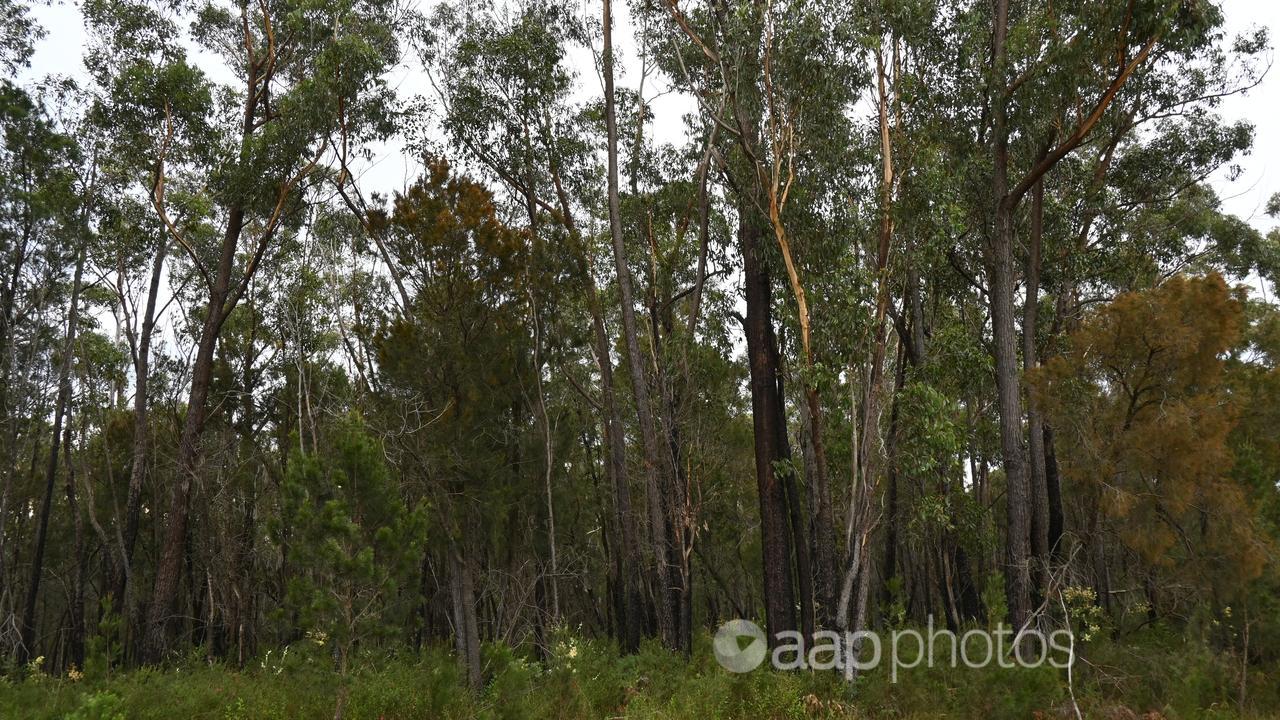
[1,0,1279,717]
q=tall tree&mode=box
[110,0,401,661]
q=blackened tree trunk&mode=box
[769,362,812,641]
[1044,424,1064,557]
[742,194,797,646]
[63,417,86,670]
[0,200,36,608]
[449,544,482,691]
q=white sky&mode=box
[19,0,1280,246]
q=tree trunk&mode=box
[141,267,229,662]
[63,418,86,670]
[0,206,35,609]
[142,38,289,659]
[988,0,1032,627]
[1024,179,1050,596]
[741,190,797,646]
[118,237,168,609]
[592,292,643,648]
[1044,424,1064,557]
[602,0,677,649]
[528,291,559,624]
[450,545,482,691]
[801,388,836,629]
[18,242,85,664]
[774,365,813,641]
[544,114,644,653]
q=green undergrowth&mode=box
[2,627,1274,720]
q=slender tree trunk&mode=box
[603,0,677,649]
[988,0,1032,627]
[450,544,482,691]
[0,212,34,608]
[529,292,559,623]
[800,389,836,628]
[1024,180,1050,596]
[856,41,897,504]
[592,271,645,652]
[881,464,899,598]
[545,124,644,653]
[774,365,813,641]
[1044,424,1064,556]
[63,418,86,670]
[118,237,168,609]
[18,243,85,664]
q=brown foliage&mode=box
[1031,274,1267,600]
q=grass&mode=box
[2,626,1274,720]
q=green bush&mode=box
[1,627,1276,720]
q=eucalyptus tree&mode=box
[416,0,666,651]
[602,0,688,651]
[0,79,86,664]
[966,0,1264,625]
[0,0,40,77]
[650,0,798,649]
[0,80,68,638]
[80,0,207,608]
[76,0,402,663]
[653,0,874,647]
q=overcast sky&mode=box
[21,0,1279,242]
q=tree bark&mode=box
[988,0,1032,627]
[449,545,482,692]
[1024,179,1050,595]
[118,237,168,609]
[742,193,797,646]
[603,0,678,650]
[0,194,35,608]
[63,417,86,670]
[1044,424,1064,556]
[18,242,85,664]
[800,388,836,628]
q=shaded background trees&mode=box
[0,2,1278,715]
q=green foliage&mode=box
[3,0,1280,715]
[883,576,907,628]
[981,572,1008,631]
[281,416,426,666]
[64,690,126,720]
[84,597,124,680]
[0,0,40,74]
[7,627,1279,719]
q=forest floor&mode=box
[2,626,1275,719]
